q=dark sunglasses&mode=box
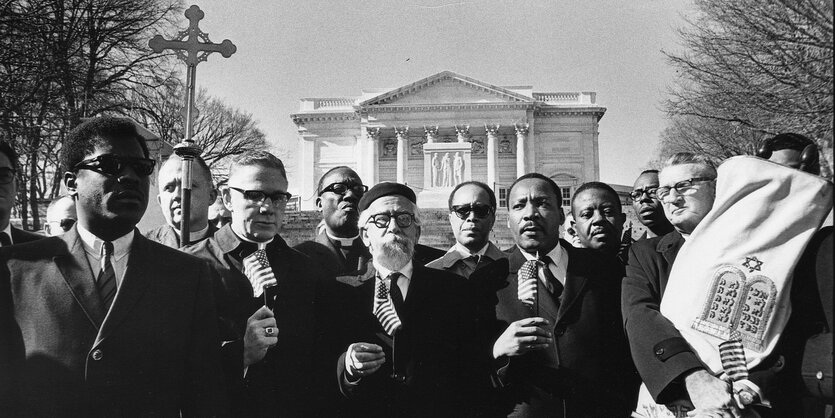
[320,182,368,196]
[73,154,156,177]
[366,212,415,229]
[228,186,292,206]
[451,204,493,219]
[0,167,15,185]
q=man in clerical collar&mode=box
[630,169,675,240]
[0,116,228,416]
[427,181,505,279]
[492,173,638,417]
[144,154,217,247]
[337,182,491,417]
[183,150,337,417]
[295,166,370,277]
[43,195,77,236]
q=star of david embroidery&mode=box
[742,256,763,273]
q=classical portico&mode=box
[291,71,606,210]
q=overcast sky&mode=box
[186,0,695,189]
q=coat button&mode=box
[91,349,103,361]
[817,371,824,380]
[655,348,665,356]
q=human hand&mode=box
[243,306,278,367]
[684,370,742,418]
[345,342,386,379]
[492,317,552,359]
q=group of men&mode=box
[0,116,831,417]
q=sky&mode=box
[186,0,696,190]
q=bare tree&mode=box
[663,0,833,177]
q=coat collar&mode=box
[437,241,506,269]
[655,231,685,265]
[213,223,289,255]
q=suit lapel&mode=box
[95,232,151,346]
[556,252,588,324]
[55,227,106,329]
[315,231,345,266]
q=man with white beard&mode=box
[336,182,493,417]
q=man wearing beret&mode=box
[336,182,493,417]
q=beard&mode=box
[371,233,415,271]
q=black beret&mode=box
[358,182,416,212]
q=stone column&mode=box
[424,126,438,143]
[485,124,500,189]
[395,126,409,184]
[362,127,380,185]
[515,123,529,177]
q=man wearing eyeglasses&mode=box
[630,170,674,239]
[295,166,370,278]
[491,173,638,417]
[0,117,229,416]
[144,154,218,248]
[0,141,43,246]
[426,181,506,279]
[43,195,77,236]
[623,152,735,415]
[336,182,491,417]
[184,150,338,416]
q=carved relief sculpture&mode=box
[441,152,452,187]
[431,153,441,188]
[455,125,470,143]
[453,152,464,185]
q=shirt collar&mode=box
[2,223,12,244]
[170,223,210,242]
[518,243,564,266]
[373,259,414,282]
[77,223,134,259]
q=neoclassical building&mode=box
[291,71,606,210]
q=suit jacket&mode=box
[143,222,217,248]
[336,263,492,417]
[294,231,370,277]
[10,226,43,245]
[184,224,339,417]
[494,243,638,417]
[622,231,810,413]
[0,227,228,417]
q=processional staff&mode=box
[149,4,236,246]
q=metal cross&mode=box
[148,5,236,246]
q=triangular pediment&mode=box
[359,71,534,107]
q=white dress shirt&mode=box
[372,260,414,299]
[77,224,134,288]
[519,243,569,286]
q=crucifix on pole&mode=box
[149,4,236,246]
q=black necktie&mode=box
[97,241,117,309]
[0,231,10,247]
[388,272,405,313]
[539,256,564,300]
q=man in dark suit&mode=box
[570,181,627,263]
[492,173,637,417]
[144,154,218,247]
[184,151,337,417]
[336,182,490,417]
[0,117,228,416]
[630,170,674,240]
[0,141,43,245]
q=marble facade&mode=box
[291,71,606,210]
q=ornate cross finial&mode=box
[149,5,236,65]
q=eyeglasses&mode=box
[56,218,76,232]
[656,177,715,200]
[320,182,368,196]
[73,155,156,177]
[366,212,415,229]
[228,186,292,206]
[451,203,493,219]
[0,168,15,184]
[629,187,659,200]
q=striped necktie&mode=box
[539,256,564,299]
[97,241,117,309]
[374,273,402,336]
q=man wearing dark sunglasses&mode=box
[184,150,338,416]
[427,181,506,279]
[144,154,218,248]
[43,195,77,237]
[0,141,43,246]
[0,117,229,416]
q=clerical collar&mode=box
[170,223,210,242]
[326,231,359,247]
[231,228,273,246]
